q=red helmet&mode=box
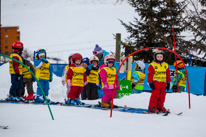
[72,53,83,63]
[12,42,24,52]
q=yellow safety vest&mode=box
[22,64,33,79]
[35,61,50,80]
[71,67,85,87]
[102,67,116,86]
[65,65,70,84]
[175,71,187,86]
[150,62,168,82]
[9,53,23,75]
[87,68,100,84]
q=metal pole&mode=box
[115,33,121,62]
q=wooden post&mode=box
[115,33,121,62]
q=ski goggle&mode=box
[38,49,46,54]
[107,60,115,64]
[93,50,103,55]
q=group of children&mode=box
[8,42,187,113]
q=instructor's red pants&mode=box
[149,81,166,109]
[68,86,83,99]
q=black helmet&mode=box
[153,50,165,62]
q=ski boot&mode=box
[16,96,25,102]
[66,98,75,105]
[73,99,82,105]
[101,101,110,108]
[35,95,45,103]
[148,107,159,114]
[6,94,17,101]
[158,107,170,113]
[25,94,35,101]
[44,95,50,103]
[108,100,118,108]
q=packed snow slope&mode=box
[1,63,206,137]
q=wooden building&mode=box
[0,26,20,55]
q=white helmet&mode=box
[135,60,145,70]
[89,56,99,64]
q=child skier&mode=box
[62,53,74,96]
[172,60,187,93]
[21,59,35,101]
[147,50,171,113]
[100,54,119,108]
[81,57,90,100]
[8,42,24,101]
[131,60,146,94]
[85,56,100,100]
[34,49,53,103]
[66,53,87,105]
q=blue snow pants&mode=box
[9,74,23,97]
[36,79,50,96]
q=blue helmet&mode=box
[82,57,90,65]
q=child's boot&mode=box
[148,107,159,114]
[8,94,17,101]
[108,100,118,108]
[26,94,34,101]
[66,98,75,105]
[101,101,110,108]
[16,96,25,102]
[45,95,50,102]
[157,107,169,113]
[74,99,82,105]
[35,95,45,103]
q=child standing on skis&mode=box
[62,53,74,96]
[81,57,90,100]
[21,59,35,101]
[100,54,119,108]
[66,53,87,105]
[131,60,146,94]
[172,60,187,93]
[147,50,171,113]
[34,49,53,103]
[8,42,24,101]
[85,56,100,100]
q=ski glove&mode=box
[88,64,94,70]
[166,83,170,91]
[32,77,36,82]
[84,81,87,86]
[16,73,20,81]
[41,58,48,63]
[67,79,72,87]
[103,83,109,90]
[49,77,53,82]
[132,83,136,89]
[149,83,155,90]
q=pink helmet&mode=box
[104,54,115,65]
[68,53,74,60]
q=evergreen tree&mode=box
[120,0,189,64]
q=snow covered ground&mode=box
[1,62,206,137]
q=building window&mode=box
[5,35,9,38]
[5,29,9,32]
[5,46,8,49]
[5,40,8,43]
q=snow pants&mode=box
[9,74,23,97]
[86,83,99,100]
[102,89,117,103]
[21,78,34,95]
[81,85,87,100]
[37,79,50,96]
[68,86,83,100]
[149,81,166,109]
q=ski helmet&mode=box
[72,53,83,63]
[153,50,165,62]
[89,56,99,64]
[135,60,145,70]
[104,54,115,66]
[68,53,74,60]
[82,57,90,66]
[36,49,46,59]
[12,42,23,52]
[173,60,184,69]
